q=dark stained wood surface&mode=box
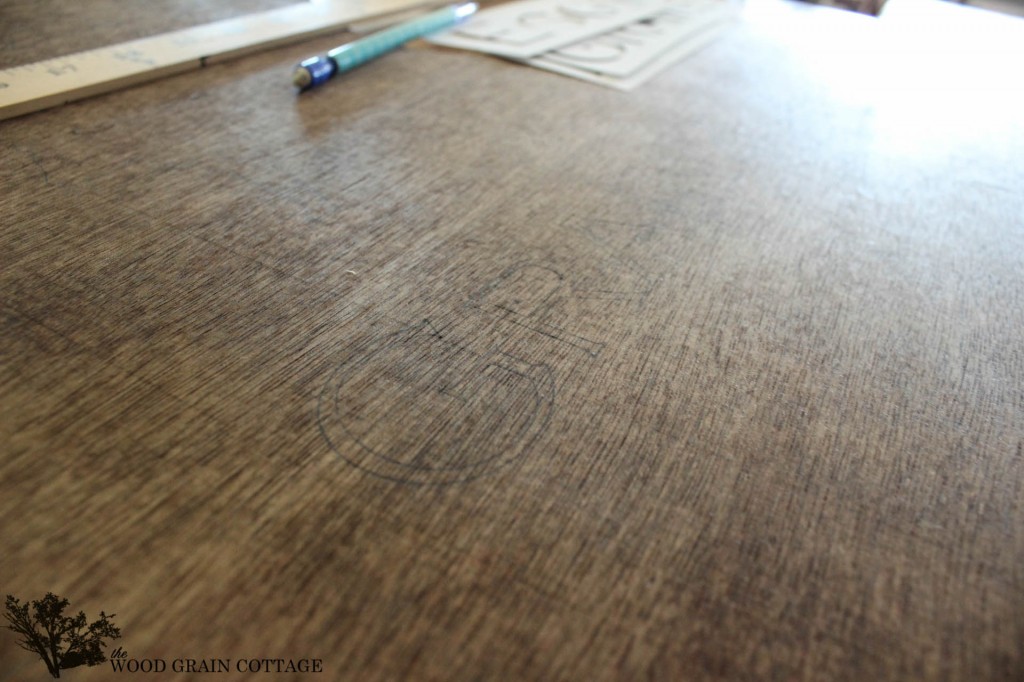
[2,0,1023,679]
[0,0,297,66]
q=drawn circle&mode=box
[318,320,554,485]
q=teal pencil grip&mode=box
[327,4,470,73]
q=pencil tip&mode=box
[292,68,312,89]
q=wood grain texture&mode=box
[2,0,1023,679]
[0,0,296,66]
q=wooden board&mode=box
[1,0,1023,679]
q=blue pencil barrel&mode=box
[296,55,336,89]
[293,3,477,91]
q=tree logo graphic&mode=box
[3,593,121,678]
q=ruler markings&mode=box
[0,0,442,121]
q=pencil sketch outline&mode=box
[317,318,555,485]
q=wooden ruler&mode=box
[0,0,440,122]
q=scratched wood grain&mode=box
[0,0,297,66]
[2,0,1023,680]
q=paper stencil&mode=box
[428,0,682,58]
